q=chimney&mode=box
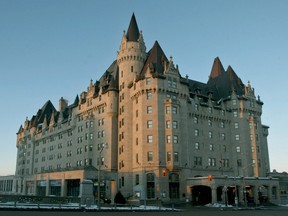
[59,97,68,112]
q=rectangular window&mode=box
[173,121,178,129]
[167,135,171,143]
[166,120,170,129]
[209,144,214,151]
[234,122,239,129]
[147,120,152,128]
[147,151,153,161]
[146,77,151,85]
[221,133,225,140]
[147,135,153,143]
[195,142,199,150]
[223,159,229,167]
[194,117,198,124]
[147,106,152,114]
[220,121,225,128]
[195,104,199,111]
[135,174,140,185]
[233,111,238,117]
[208,119,212,126]
[167,152,171,162]
[237,159,242,167]
[166,106,171,114]
[147,92,152,100]
[232,99,237,105]
[174,152,179,162]
[172,106,177,114]
[194,157,202,166]
[208,158,216,167]
[173,135,178,144]
[235,134,240,141]
[208,131,213,139]
[195,129,199,136]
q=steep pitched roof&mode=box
[209,57,225,79]
[207,64,244,100]
[126,13,140,42]
[139,40,168,78]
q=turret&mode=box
[117,14,147,85]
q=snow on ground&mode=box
[205,203,233,208]
[0,202,180,211]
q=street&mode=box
[0,207,287,216]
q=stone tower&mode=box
[116,14,147,196]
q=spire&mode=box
[209,57,225,79]
[126,13,140,42]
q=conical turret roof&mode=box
[126,13,140,42]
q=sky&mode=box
[0,0,287,176]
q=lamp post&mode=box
[97,145,105,209]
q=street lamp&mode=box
[97,144,105,209]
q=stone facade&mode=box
[12,14,279,204]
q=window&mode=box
[131,66,133,72]
[235,134,240,141]
[223,159,229,167]
[135,174,140,185]
[147,135,153,143]
[194,117,198,124]
[147,152,153,161]
[166,120,170,129]
[232,99,237,105]
[147,120,152,128]
[236,146,241,153]
[172,106,177,114]
[147,92,152,100]
[166,106,171,114]
[209,144,214,151]
[147,106,152,114]
[90,121,94,128]
[172,79,177,88]
[173,135,178,144]
[195,104,199,111]
[167,135,171,143]
[221,133,225,140]
[234,122,239,129]
[173,121,178,129]
[223,145,227,152]
[136,110,138,117]
[195,129,199,136]
[251,146,255,152]
[237,159,242,167]
[194,157,202,166]
[208,131,213,139]
[208,158,216,167]
[220,121,225,128]
[146,77,151,85]
[208,107,212,113]
[195,142,199,150]
[174,152,179,162]
[167,152,171,162]
[233,111,238,117]
[208,119,212,126]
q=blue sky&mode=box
[0,0,287,176]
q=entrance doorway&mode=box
[191,185,211,205]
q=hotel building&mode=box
[12,14,280,205]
